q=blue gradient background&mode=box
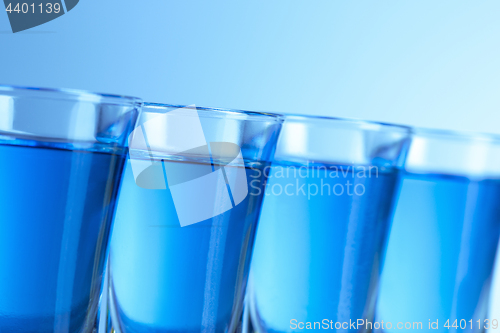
[2,0,500,321]
[1,1,500,134]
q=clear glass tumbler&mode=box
[247,115,411,333]
[0,85,141,333]
[377,129,500,333]
[105,104,283,333]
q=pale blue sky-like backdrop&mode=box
[3,0,500,322]
[0,0,499,133]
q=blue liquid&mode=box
[377,173,500,333]
[0,141,126,333]
[248,162,401,333]
[109,158,269,333]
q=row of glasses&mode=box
[0,85,499,333]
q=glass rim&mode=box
[412,126,500,144]
[143,102,285,123]
[0,84,142,106]
[282,113,412,133]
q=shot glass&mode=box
[104,104,283,333]
[247,115,411,333]
[377,129,500,333]
[0,86,140,333]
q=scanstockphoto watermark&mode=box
[290,319,423,330]
[248,161,379,198]
[290,319,499,330]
